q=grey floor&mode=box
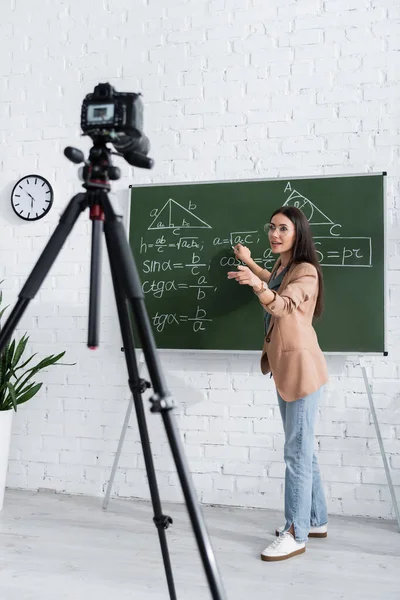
[0,490,399,600]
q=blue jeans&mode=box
[277,387,328,543]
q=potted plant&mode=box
[0,287,67,510]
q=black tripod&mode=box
[0,142,226,600]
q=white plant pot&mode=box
[0,409,13,511]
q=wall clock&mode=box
[11,174,54,221]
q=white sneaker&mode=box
[275,524,328,538]
[261,532,306,562]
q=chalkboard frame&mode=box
[128,172,388,357]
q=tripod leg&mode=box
[106,246,177,600]
[0,193,88,354]
[88,218,103,349]
[102,194,226,600]
[103,352,145,510]
[360,358,400,531]
[102,396,133,510]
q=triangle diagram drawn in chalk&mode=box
[283,190,334,225]
[148,198,212,230]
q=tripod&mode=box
[0,142,226,600]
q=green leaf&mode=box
[14,371,36,395]
[6,382,17,411]
[15,381,36,394]
[6,339,16,369]
[13,353,37,373]
[0,401,13,411]
[13,353,38,385]
[12,335,29,368]
[15,382,42,406]
[0,343,10,387]
[0,348,7,382]
[14,353,67,392]
[28,352,66,373]
[14,382,38,403]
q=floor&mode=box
[0,490,399,600]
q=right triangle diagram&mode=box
[284,190,334,225]
[148,198,212,230]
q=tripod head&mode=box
[64,137,153,192]
[64,143,122,192]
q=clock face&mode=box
[11,175,54,221]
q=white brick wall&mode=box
[1,0,399,520]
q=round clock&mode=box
[11,174,54,221]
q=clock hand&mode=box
[26,192,35,201]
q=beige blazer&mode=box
[259,261,328,402]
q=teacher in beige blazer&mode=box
[228,206,329,563]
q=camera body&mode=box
[80,83,150,161]
[81,82,144,136]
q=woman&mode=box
[227,206,328,562]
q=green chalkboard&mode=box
[129,174,386,354]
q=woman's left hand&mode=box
[227,265,262,289]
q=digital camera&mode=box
[81,83,150,158]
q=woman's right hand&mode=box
[233,243,251,263]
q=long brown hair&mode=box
[270,206,324,317]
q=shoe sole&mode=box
[275,530,327,538]
[261,546,306,562]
